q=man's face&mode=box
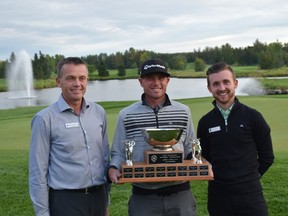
[207,69,238,108]
[56,63,88,105]
[139,73,170,103]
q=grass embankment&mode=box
[0,95,288,215]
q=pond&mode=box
[0,78,265,109]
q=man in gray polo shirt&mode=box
[108,58,197,216]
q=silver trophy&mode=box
[192,138,202,164]
[142,128,183,151]
[125,140,135,166]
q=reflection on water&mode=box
[0,78,265,109]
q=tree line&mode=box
[1,39,288,80]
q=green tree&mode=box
[83,55,98,69]
[124,47,137,68]
[169,55,187,70]
[0,61,5,78]
[221,43,236,65]
[139,51,152,65]
[201,47,222,64]
[253,39,267,54]
[54,54,65,74]
[114,52,124,69]
[87,64,95,74]
[32,53,42,79]
[268,41,285,68]
[194,57,206,72]
[4,52,15,79]
[97,59,109,77]
[32,52,53,79]
[259,50,273,69]
[236,47,258,65]
[117,65,126,76]
[283,43,288,65]
[44,55,55,79]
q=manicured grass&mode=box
[0,95,287,215]
[259,78,288,89]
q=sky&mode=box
[1,0,288,61]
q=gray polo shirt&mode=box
[110,94,195,190]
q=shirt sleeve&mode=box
[197,117,211,162]
[110,111,127,169]
[101,110,110,177]
[254,111,274,176]
[183,106,194,158]
[29,115,51,216]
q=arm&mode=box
[183,107,195,159]
[29,115,50,216]
[197,117,211,162]
[109,111,126,181]
[254,112,274,176]
[101,110,110,178]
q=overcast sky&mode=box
[1,0,288,60]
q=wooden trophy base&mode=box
[118,157,213,183]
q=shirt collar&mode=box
[216,103,234,120]
[57,94,89,113]
[141,93,172,107]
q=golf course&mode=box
[0,95,287,216]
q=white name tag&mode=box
[65,122,79,128]
[209,126,221,133]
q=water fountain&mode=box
[6,50,36,99]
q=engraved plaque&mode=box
[146,173,155,178]
[200,165,208,170]
[145,167,154,172]
[156,166,166,171]
[200,171,209,176]
[178,172,187,176]
[178,166,187,171]
[189,172,198,176]
[156,173,166,177]
[167,166,176,171]
[144,150,183,164]
[123,174,133,178]
[123,168,133,173]
[189,166,198,170]
[134,167,144,172]
[135,173,144,178]
[167,172,177,177]
[119,158,213,183]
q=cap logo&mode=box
[144,64,165,70]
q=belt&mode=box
[51,185,103,194]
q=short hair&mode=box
[56,57,87,78]
[206,62,236,86]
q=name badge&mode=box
[209,126,221,133]
[65,122,79,128]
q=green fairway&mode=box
[0,95,287,216]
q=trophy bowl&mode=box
[142,128,183,151]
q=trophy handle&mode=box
[125,140,135,166]
[192,138,202,164]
